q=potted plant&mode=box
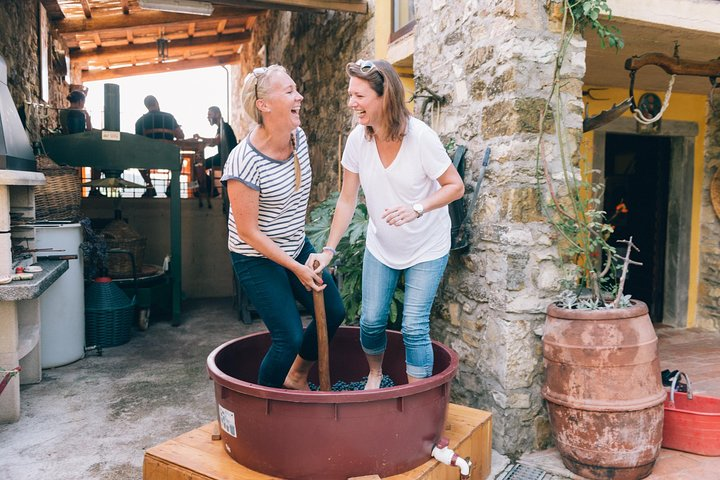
[535,2,665,479]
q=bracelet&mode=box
[322,246,337,255]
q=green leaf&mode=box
[389,301,398,324]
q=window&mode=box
[390,0,415,43]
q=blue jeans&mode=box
[360,249,449,378]
[230,239,345,387]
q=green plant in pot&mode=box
[539,0,632,308]
[535,2,666,479]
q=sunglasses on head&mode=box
[253,67,268,100]
[355,59,377,74]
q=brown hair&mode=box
[67,90,86,103]
[345,59,410,142]
[240,65,288,126]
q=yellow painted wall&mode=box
[582,87,708,327]
[398,69,415,104]
[373,0,415,105]
[374,0,391,60]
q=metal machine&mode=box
[41,84,183,325]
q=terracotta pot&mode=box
[542,300,665,480]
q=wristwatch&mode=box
[412,203,424,218]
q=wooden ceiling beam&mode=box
[71,31,252,64]
[82,54,243,82]
[80,0,92,19]
[54,6,257,34]
[211,0,368,14]
[39,0,65,21]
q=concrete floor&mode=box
[0,297,265,480]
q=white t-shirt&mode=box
[342,117,452,269]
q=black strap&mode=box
[452,145,467,169]
[452,145,467,178]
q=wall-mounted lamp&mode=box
[138,0,214,16]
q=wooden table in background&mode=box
[143,403,492,480]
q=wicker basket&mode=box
[101,220,147,278]
[34,154,81,222]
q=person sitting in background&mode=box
[64,90,92,133]
[193,106,238,200]
[134,95,185,197]
[61,89,103,197]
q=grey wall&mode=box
[698,95,720,329]
[412,0,585,455]
[0,0,68,145]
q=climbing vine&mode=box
[569,0,624,50]
[536,0,634,308]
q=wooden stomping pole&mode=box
[313,261,331,391]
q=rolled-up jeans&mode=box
[360,249,449,379]
[230,239,345,387]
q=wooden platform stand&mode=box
[144,403,492,480]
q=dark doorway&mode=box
[604,133,671,323]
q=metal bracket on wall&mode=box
[409,84,446,117]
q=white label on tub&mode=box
[218,404,237,438]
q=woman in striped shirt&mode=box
[221,65,345,389]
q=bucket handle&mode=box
[0,367,21,397]
[669,371,693,407]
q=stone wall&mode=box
[0,1,68,147]
[697,96,720,329]
[413,0,585,455]
[229,8,373,206]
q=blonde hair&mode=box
[241,64,288,126]
[346,59,410,142]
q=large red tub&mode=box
[207,326,459,479]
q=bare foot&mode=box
[364,371,384,390]
[283,374,310,391]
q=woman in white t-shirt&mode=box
[307,59,464,389]
[222,65,345,389]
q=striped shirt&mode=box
[221,128,312,258]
